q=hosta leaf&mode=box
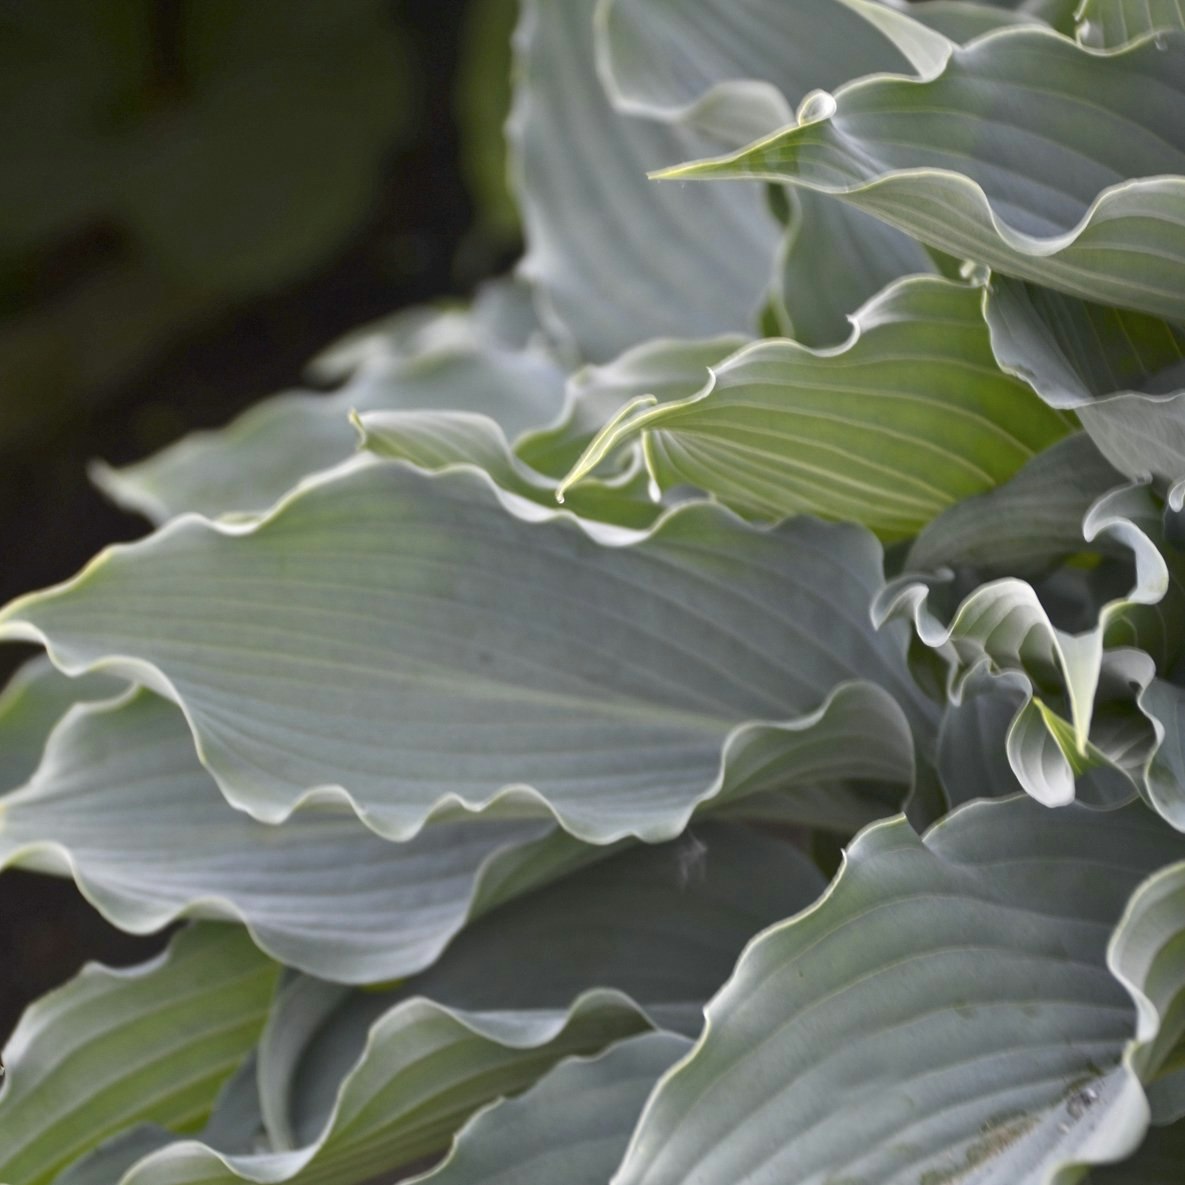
[879,482,1179,804]
[56,1056,268,1185]
[937,665,1029,807]
[508,0,779,362]
[614,796,1185,1185]
[196,1053,270,1157]
[93,338,565,524]
[774,189,936,347]
[355,409,661,528]
[907,0,1046,40]
[0,688,593,984]
[515,335,745,480]
[559,277,1071,539]
[599,0,937,346]
[54,1127,185,1185]
[1004,689,1151,810]
[0,653,123,792]
[694,681,917,833]
[658,28,1185,322]
[982,277,1185,407]
[0,461,928,844]
[1077,0,1185,47]
[598,0,922,128]
[409,1033,691,1185]
[1137,679,1185,830]
[1105,858,1185,1124]
[1078,399,1185,494]
[984,276,1185,488]
[1009,0,1083,30]
[0,925,278,1185]
[118,991,650,1185]
[305,305,462,383]
[106,820,813,1185]
[908,433,1126,577]
[905,0,1075,34]
[254,821,827,1161]
[398,820,828,1036]
[240,821,825,1185]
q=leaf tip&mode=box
[648,162,701,182]
[347,408,367,449]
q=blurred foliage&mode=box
[0,0,412,453]
[0,1,411,292]
[455,0,520,261]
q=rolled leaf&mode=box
[355,409,661,528]
[515,335,744,479]
[880,483,1180,803]
[936,664,1029,806]
[1106,858,1185,1124]
[0,653,123,792]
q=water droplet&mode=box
[796,90,837,126]
[959,260,991,287]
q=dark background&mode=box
[0,0,516,1043]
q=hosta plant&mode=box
[5,0,1185,1182]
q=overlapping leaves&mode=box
[558,276,1072,538]
[660,23,1185,322]
[614,796,1185,1184]
[1,824,824,1185]
[7,0,1185,1181]
[0,461,927,844]
[0,925,278,1185]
